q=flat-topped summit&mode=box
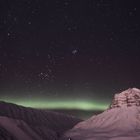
[109,88,140,109]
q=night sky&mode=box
[0,0,140,110]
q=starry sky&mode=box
[0,0,140,110]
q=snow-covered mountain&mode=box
[0,101,81,140]
[61,88,140,140]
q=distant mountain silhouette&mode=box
[0,101,82,140]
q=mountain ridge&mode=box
[0,100,82,140]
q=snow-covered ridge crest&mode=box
[109,88,140,109]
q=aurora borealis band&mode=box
[1,0,140,113]
[0,97,109,111]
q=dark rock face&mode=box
[0,101,82,140]
[61,88,140,140]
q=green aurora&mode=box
[0,97,109,111]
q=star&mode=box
[28,21,32,25]
[134,8,137,11]
[67,27,72,31]
[7,32,11,36]
[38,72,50,80]
[64,1,69,6]
[72,49,78,55]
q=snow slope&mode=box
[0,116,42,140]
[61,88,140,140]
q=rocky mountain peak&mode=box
[109,88,140,109]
